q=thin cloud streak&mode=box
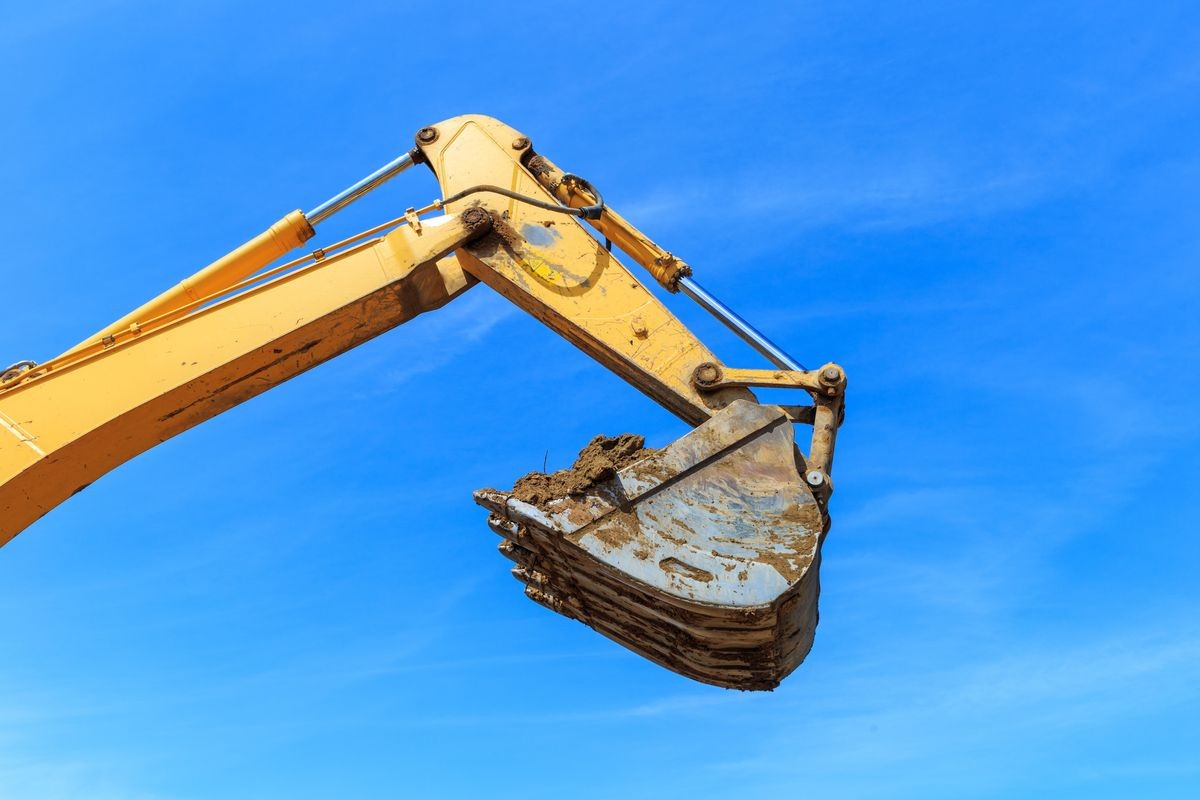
[703,617,1200,796]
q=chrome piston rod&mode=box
[306,150,417,225]
[678,276,807,372]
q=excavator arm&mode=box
[0,211,489,543]
[0,115,845,690]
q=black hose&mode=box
[440,173,604,220]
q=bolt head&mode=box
[821,366,841,383]
[693,363,722,387]
[805,470,825,487]
[416,126,439,144]
[460,206,493,235]
[512,136,530,150]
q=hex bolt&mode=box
[692,362,723,388]
[512,136,531,150]
[416,126,439,144]
[821,366,842,384]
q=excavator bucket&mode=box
[474,400,827,691]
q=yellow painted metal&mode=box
[0,114,841,552]
[416,115,753,426]
[0,213,480,547]
[524,155,692,291]
[60,210,316,360]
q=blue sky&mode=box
[0,2,1197,798]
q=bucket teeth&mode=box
[487,514,520,539]
[511,566,550,588]
[497,539,536,566]
[524,585,581,620]
[474,400,828,691]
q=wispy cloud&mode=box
[617,155,1051,235]
[331,286,520,398]
[402,688,748,729]
[703,615,1200,797]
[0,757,173,800]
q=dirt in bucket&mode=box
[510,434,656,508]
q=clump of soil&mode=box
[510,434,656,508]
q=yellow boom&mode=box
[0,115,845,690]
